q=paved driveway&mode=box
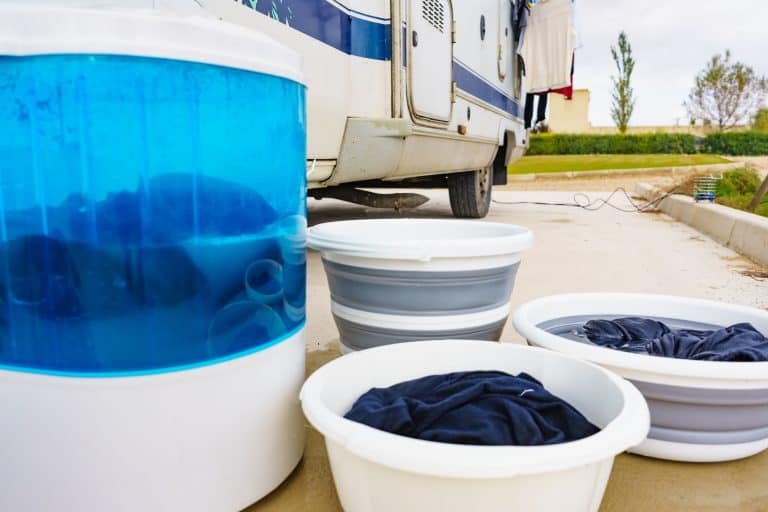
[248,189,768,512]
[306,189,767,350]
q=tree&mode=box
[754,108,768,132]
[685,51,768,131]
[610,31,636,133]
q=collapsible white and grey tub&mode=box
[514,293,768,463]
[308,219,534,352]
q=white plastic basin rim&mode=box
[307,219,534,262]
[512,293,768,388]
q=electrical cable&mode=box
[492,186,683,213]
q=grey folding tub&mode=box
[308,219,533,352]
[513,293,768,462]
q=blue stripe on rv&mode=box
[453,61,521,118]
[241,0,392,60]
[241,0,520,117]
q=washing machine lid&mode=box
[0,3,304,84]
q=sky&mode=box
[575,0,768,127]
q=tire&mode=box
[448,167,493,218]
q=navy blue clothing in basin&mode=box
[583,318,768,362]
[345,371,599,446]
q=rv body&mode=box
[203,0,529,216]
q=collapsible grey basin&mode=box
[332,302,509,353]
[323,260,519,315]
[513,293,768,463]
[308,219,533,352]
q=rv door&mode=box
[407,0,454,125]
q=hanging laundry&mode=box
[582,318,768,362]
[345,370,599,446]
[524,93,548,129]
[523,54,574,128]
[550,53,575,99]
[513,0,531,46]
[518,0,576,93]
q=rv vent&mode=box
[422,0,445,33]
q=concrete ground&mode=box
[247,188,768,512]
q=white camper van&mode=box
[204,0,530,218]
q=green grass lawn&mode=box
[508,154,729,175]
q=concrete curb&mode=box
[509,162,742,181]
[635,183,768,267]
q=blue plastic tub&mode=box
[0,53,306,374]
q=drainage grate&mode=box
[422,0,445,32]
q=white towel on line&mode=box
[518,0,575,93]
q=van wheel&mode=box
[448,167,492,218]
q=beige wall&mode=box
[548,89,591,133]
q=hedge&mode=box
[702,131,768,156]
[528,133,697,155]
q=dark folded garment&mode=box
[0,174,297,371]
[1,235,208,319]
[582,318,669,354]
[5,173,279,246]
[344,370,599,446]
[137,173,279,243]
[583,318,768,362]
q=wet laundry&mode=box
[1,234,207,317]
[345,370,599,446]
[0,174,303,372]
[2,173,279,246]
[582,318,768,362]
